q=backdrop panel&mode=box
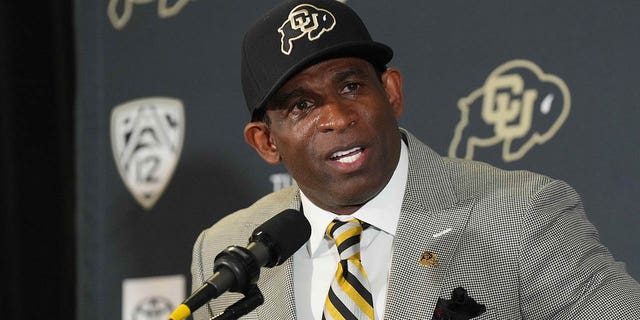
[75,1,639,319]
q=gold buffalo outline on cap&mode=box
[278,4,336,55]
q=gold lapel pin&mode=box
[419,251,439,267]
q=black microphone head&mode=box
[249,209,311,267]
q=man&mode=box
[191,0,640,319]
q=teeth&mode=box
[330,147,363,163]
[337,153,361,164]
[331,147,361,159]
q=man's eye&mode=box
[292,100,313,110]
[341,82,361,95]
[287,99,315,118]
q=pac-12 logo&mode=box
[279,4,336,55]
[449,60,570,162]
[131,296,174,320]
[110,97,185,209]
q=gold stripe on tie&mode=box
[323,219,374,320]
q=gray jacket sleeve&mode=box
[519,179,640,318]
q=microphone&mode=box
[168,209,311,320]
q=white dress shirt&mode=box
[293,140,409,319]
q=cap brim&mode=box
[252,41,393,120]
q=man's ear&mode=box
[244,121,281,164]
[381,68,404,119]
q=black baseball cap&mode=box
[241,0,393,121]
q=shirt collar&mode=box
[300,140,409,257]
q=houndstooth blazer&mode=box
[191,128,640,319]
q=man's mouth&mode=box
[329,147,364,164]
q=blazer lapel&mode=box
[254,191,302,320]
[256,258,297,319]
[384,129,475,319]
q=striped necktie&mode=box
[323,219,374,320]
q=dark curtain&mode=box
[0,0,76,318]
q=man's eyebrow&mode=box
[333,67,367,83]
[269,87,306,109]
[268,65,369,108]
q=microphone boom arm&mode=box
[210,284,264,320]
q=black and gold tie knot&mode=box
[323,219,374,320]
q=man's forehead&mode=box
[276,57,375,91]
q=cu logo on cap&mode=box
[278,4,336,55]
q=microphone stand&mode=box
[210,285,264,320]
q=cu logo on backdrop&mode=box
[110,97,185,210]
[107,0,190,29]
[449,59,571,162]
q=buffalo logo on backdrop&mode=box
[110,97,185,210]
[279,4,336,55]
[449,59,571,162]
[108,0,191,30]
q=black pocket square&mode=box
[432,287,486,320]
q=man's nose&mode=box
[317,99,357,133]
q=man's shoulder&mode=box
[192,186,300,280]
[200,185,300,238]
[444,156,553,191]
[403,128,563,200]
[443,156,578,209]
